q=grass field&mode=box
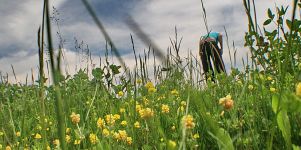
[0,0,301,149]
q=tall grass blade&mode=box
[44,0,66,149]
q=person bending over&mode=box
[199,32,226,81]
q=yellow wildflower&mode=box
[70,112,80,124]
[193,133,200,139]
[66,135,71,143]
[53,139,60,146]
[102,128,110,137]
[34,133,42,139]
[270,87,276,93]
[136,104,142,112]
[182,115,195,129]
[180,101,186,106]
[16,131,21,137]
[118,130,127,141]
[248,85,254,90]
[171,89,179,96]
[89,133,97,144]
[219,94,234,110]
[145,81,154,89]
[66,128,71,134]
[105,114,115,125]
[161,104,170,113]
[296,82,301,97]
[148,87,157,93]
[74,139,81,145]
[136,79,142,84]
[121,120,127,126]
[0,144,2,149]
[267,76,273,81]
[139,108,154,119]
[97,117,106,128]
[134,121,140,128]
[0,131,3,136]
[113,114,121,120]
[118,91,124,97]
[126,137,132,145]
[46,146,51,150]
[5,146,11,150]
[120,108,126,113]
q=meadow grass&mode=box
[0,0,301,150]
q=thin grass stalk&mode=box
[11,65,17,83]
[223,27,233,68]
[31,68,34,85]
[81,0,127,73]
[44,0,66,149]
[286,0,298,75]
[126,16,166,63]
[37,1,47,147]
[200,0,209,33]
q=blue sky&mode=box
[0,0,292,83]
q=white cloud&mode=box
[0,0,295,83]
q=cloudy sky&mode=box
[0,0,292,83]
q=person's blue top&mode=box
[203,32,219,42]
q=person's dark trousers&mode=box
[200,41,226,81]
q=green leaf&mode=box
[268,8,274,19]
[208,128,234,150]
[92,68,104,79]
[110,65,121,75]
[286,19,292,30]
[264,19,272,26]
[293,144,301,150]
[272,95,279,113]
[277,110,292,149]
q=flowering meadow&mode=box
[1,0,301,149]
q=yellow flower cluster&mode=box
[136,104,142,112]
[161,104,170,113]
[74,139,81,145]
[34,133,42,139]
[105,114,120,126]
[53,139,60,146]
[102,128,110,137]
[134,121,140,128]
[15,131,21,137]
[113,130,132,145]
[89,133,97,144]
[66,135,71,143]
[145,81,157,93]
[121,120,127,126]
[270,87,276,93]
[97,117,105,128]
[139,108,154,119]
[219,94,234,110]
[296,82,301,97]
[120,108,126,113]
[145,81,154,89]
[182,115,195,129]
[171,89,179,96]
[70,112,80,124]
